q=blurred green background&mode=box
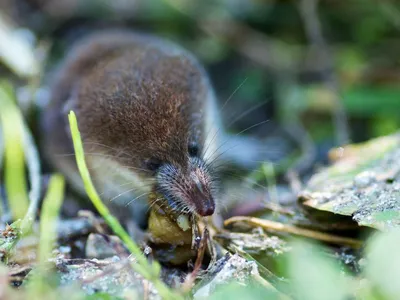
[1,0,400,171]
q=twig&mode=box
[263,202,295,216]
[68,111,180,300]
[298,0,350,146]
[182,228,209,293]
[224,216,363,248]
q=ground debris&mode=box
[300,132,400,230]
[214,230,290,256]
[57,217,104,242]
[55,256,161,299]
[193,253,265,299]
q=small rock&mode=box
[85,234,120,259]
[193,254,261,299]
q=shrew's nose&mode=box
[192,183,215,216]
[196,198,215,216]
[191,173,215,216]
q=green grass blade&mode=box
[0,82,45,260]
[68,111,180,300]
[0,127,4,217]
[23,124,42,219]
[28,174,65,296]
[0,82,29,220]
[67,111,145,258]
[37,174,65,265]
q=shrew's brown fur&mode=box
[42,31,218,218]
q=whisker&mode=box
[125,192,151,206]
[59,152,151,174]
[235,119,270,136]
[225,99,270,129]
[203,127,222,159]
[55,152,119,158]
[98,181,135,196]
[224,172,268,191]
[98,181,153,196]
[220,77,248,112]
[83,141,121,151]
[109,187,142,202]
[207,144,240,166]
[83,141,136,159]
[119,165,151,173]
[202,77,248,159]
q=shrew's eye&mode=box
[188,142,199,157]
[145,158,162,172]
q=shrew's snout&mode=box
[156,157,216,217]
[194,196,215,216]
[189,172,215,216]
